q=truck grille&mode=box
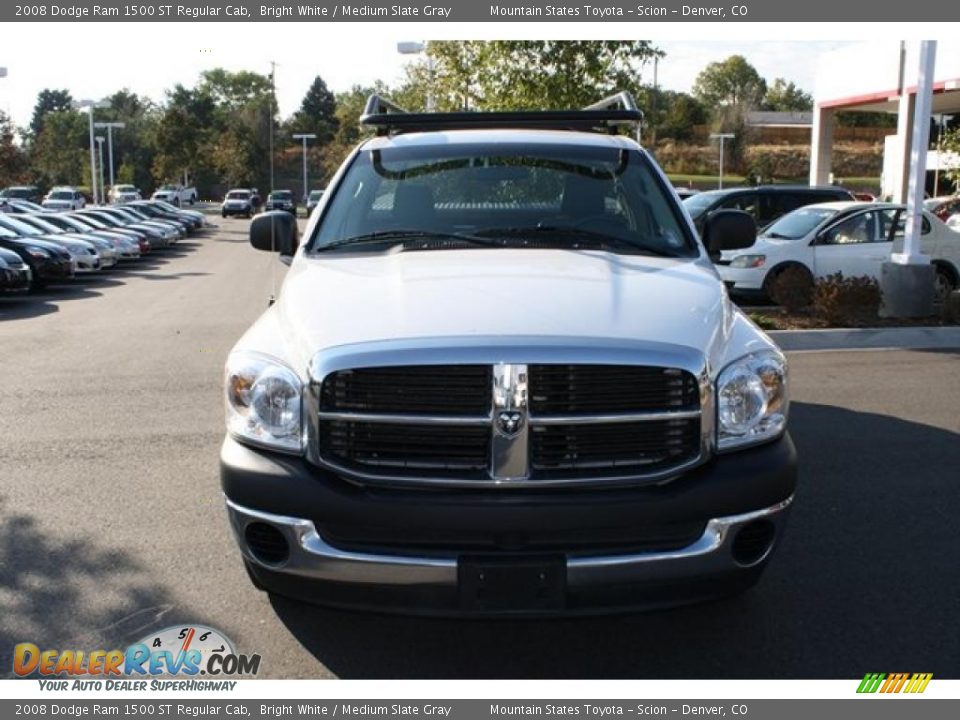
[317,363,702,487]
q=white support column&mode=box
[896,40,937,266]
[892,90,916,203]
[809,104,835,186]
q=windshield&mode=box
[4,188,35,199]
[159,185,178,191]
[83,212,121,227]
[312,144,695,257]
[115,185,135,192]
[20,216,62,233]
[49,191,74,200]
[309,191,324,200]
[0,215,44,236]
[681,191,725,218]
[270,191,292,200]
[761,206,840,240]
[227,191,250,200]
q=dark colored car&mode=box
[306,189,325,214]
[0,186,42,204]
[0,247,32,293]
[129,201,204,231]
[683,185,855,234]
[265,190,297,216]
[0,229,74,290]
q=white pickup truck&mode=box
[151,184,197,207]
[222,92,797,616]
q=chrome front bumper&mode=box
[226,496,793,589]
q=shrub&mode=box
[767,265,814,312]
[812,273,881,325]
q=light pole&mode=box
[94,122,125,198]
[292,133,316,205]
[398,41,435,111]
[95,136,106,204]
[709,133,735,189]
[75,100,107,206]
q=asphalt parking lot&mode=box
[1,217,958,679]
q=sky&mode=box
[0,27,855,128]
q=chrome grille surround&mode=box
[308,336,713,489]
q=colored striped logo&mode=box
[857,672,933,694]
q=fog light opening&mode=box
[244,522,290,565]
[731,520,776,567]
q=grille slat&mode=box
[317,363,702,484]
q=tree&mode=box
[692,55,767,112]
[29,89,74,138]
[653,90,709,141]
[30,110,89,188]
[289,75,339,144]
[398,41,662,112]
[763,79,813,112]
[152,84,217,188]
[941,126,960,190]
[0,111,27,186]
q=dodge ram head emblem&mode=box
[496,410,524,437]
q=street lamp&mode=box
[709,133,735,189]
[397,41,435,111]
[292,133,316,206]
[95,136,106,205]
[94,122,126,197]
[74,99,107,205]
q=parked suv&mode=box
[683,185,855,234]
[42,187,86,211]
[221,189,255,218]
[265,189,297,215]
[222,94,797,615]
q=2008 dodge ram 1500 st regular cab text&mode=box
[221,93,797,615]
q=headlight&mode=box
[729,254,766,269]
[717,350,788,451]
[27,248,51,258]
[225,352,304,454]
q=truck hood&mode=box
[274,249,734,372]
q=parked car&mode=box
[76,208,176,248]
[221,189,255,218]
[0,247,31,293]
[222,92,796,616]
[0,198,50,214]
[0,185,42,204]
[674,187,700,200]
[683,185,855,234]
[0,213,102,273]
[265,189,297,215]
[948,215,960,231]
[37,212,144,258]
[306,189,325,214]
[64,212,153,252]
[42,187,87,211]
[0,226,75,290]
[104,205,188,239]
[129,200,204,232]
[109,184,142,204]
[15,214,120,267]
[717,201,960,303]
[151,184,197,207]
[923,195,960,222]
[137,199,209,229]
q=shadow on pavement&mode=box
[0,499,220,678]
[268,401,959,679]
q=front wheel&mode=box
[764,264,814,309]
[934,266,957,304]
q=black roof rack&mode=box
[360,91,643,136]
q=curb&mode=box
[769,326,960,352]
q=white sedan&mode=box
[717,201,960,303]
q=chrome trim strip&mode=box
[491,363,529,480]
[530,409,701,425]
[318,411,491,426]
[226,495,794,586]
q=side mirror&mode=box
[250,210,298,256]
[703,209,756,256]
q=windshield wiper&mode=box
[317,230,507,252]
[474,226,684,257]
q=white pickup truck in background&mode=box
[151,184,198,207]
